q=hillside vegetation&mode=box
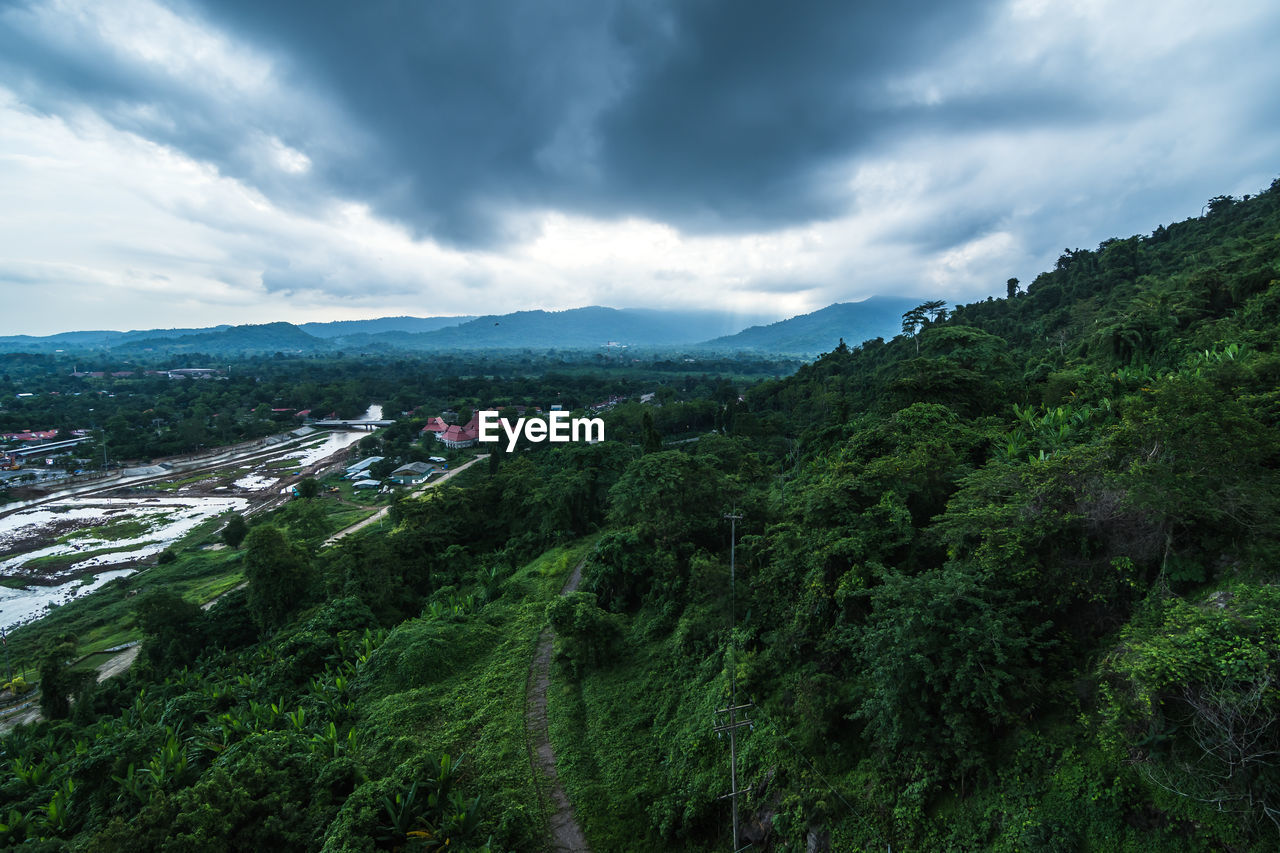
[1,180,1278,851]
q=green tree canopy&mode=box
[243,524,313,632]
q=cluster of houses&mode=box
[341,454,449,492]
[1,429,94,471]
[1,429,60,442]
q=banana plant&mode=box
[309,722,342,759]
[0,808,34,846]
[122,692,157,727]
[217,709,250,740]
[43,778,75,833]
[353,627,388,669]
[10,757,51,789]
[380,779,422,840]
[246,699,282,730]
[437,790,484,842]
[112,763,151,804]
[286,708,307,732]
[423,752,464,810]
[479,564,503,603]
[145,729,188,790]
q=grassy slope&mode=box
[324,540,595,852]
[548,603,732,852]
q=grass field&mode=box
[151,472,218,491]
[56,517,152,544]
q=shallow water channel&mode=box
[0,410,383,632]
[0,495,249,631]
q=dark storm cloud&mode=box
[245,0,1005,237]
[592,0,1000,229]
[886,209,1007,255]
[0,0,339,212]
[3,0,1005,245]
[183,0,644,243]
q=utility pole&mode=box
[1,628,11,688]
[93,423,107,471]
[716,511,752,852]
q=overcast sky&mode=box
[1,0,1277,336]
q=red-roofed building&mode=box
[436,412,480,449]
[420,417,448,435]
[2,430,57,442]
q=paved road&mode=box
[0,643,142,731]
[201,580,249,611]
[321,455,488,546]
[95,645,140,682]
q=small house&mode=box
[388,462,436,486]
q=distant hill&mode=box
[698,296,922,354]
[393,306,777,350]
[298,315,474,338]
[0,329,126,348]
[0,325,231,351]
[115,322,329,354]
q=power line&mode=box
[748,702,867,830]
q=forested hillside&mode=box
[559,181,1280,849]
[1,180,1278,851]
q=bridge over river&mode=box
[310,403,392,431]
[311,419,394,431]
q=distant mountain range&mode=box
[700,296,921,354]
[0,299,922,356]
[296,316,478,338]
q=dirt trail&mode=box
[526,556,591,852]
[0,701,40,731]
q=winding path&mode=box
[526,556,591,852]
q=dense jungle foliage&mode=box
[2,180,1279,850]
